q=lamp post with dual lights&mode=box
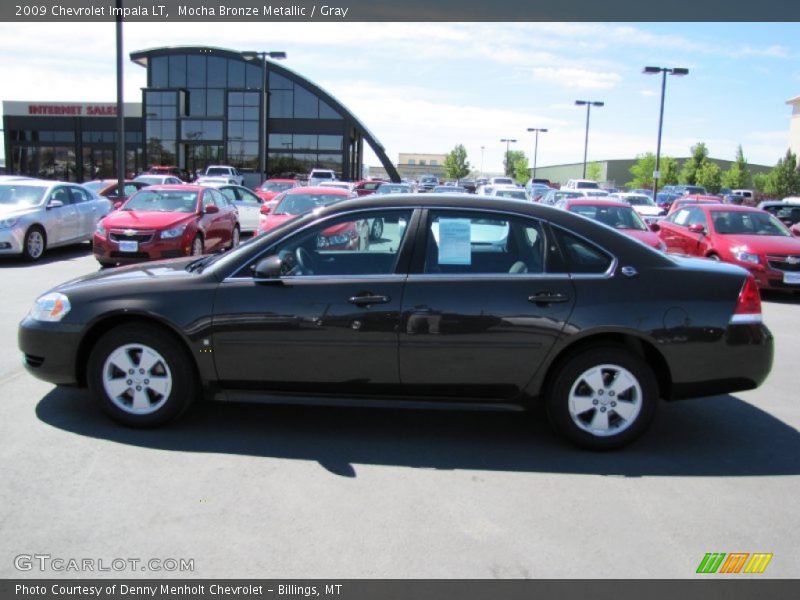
[241,50,288,183]
[500,138,517,178]
[527,127,547,181]
[643,66,689,198]
[575,100,603,179]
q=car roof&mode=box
[263,178,296,183]
[704,205,768,213]
[286,186,350,195]
[566,199,631,208]
[139,184,203,191]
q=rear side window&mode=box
[551,227,613,274]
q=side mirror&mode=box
[687,223,706,234]
[46,199,64,209]
[113,201,123,209]
[260,204,271,215]
[253,255,286,280]
[649,222,661,232]
[204,204,220,214]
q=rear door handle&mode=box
[349,294,390,306]
[528,292,570,305]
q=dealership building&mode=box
[2,46,399,183]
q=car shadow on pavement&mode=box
[761,290,800,305]
[36,387,800,478]
[0,242,93,268]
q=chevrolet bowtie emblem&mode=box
[786,256,800,265]
[124,229,136,237]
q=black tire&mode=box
[190,234,204,256]
[22,226,47,261]
[545,346,658,450]
[97,261,116,269]
[87,324,197,427]
[707,253,721,261]
[369,218,384,241]
[230,226,240,250]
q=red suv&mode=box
[93,185,240,267]
[656,204,800,290]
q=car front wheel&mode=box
[546,346,658,450]
[87,324,197,427]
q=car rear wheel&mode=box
[546,346,658,450]
[191,235,204,256]
[87,324,197,427]
[230,226,240,250]
[23,226,46,261]
[369,218,384,241]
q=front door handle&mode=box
[349,294,390,306]
[528,292,570,305]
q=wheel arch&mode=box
[75,313,201,388]
[537,332,673,403]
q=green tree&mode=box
[660,156,680,186]
[504,150,525,177]
[762,150,800,198]
[627,153,656,189]
[513,155,530,184]
[679,142,710,184]
[443,144,471,181]
[696,161,722,194]
[721,145,752,190]
[752,172,769,193]
[586,162,602,182]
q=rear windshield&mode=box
[274,193,346,215]
[576,181,599,189]
[205,168,231,176]
[260,181,294,192]
[311,172,334,179]
[570,205,648,231]
[124,190,198,213]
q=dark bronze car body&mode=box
[19,195,773,448]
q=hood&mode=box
[102,210,194,230]
[633,205,664,216]
[0,204,39,218]
[256,190,280,201]
[54,257,200,294]
[719,234,800,255]
[261,213,293,233]
[624,229,663,249]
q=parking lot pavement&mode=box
[1,249,798,579]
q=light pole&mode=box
[526,127,548,181]
[241,50,288,183]
[643,66,689,198]
[575,100,604,179]
[480,145,485,178]
[500,138,517,178]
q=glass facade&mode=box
[140,48,351,179]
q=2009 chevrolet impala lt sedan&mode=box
[19,195,773,449]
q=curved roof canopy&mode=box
[130,46,399,182]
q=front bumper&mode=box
[18,317,83,386]
[93,233,189,264]
[0,226,26,255]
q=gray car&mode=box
[0,179,111,260]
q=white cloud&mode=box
[530,67,622,90]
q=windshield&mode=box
[495,190,527,200]
[205,168,230,176]
[763,205,800,226]
[711,211,790,236]
[492,178,514,185]
[82,181,108,192]
[135,176,166,185]
[311,172,334,180]
[624,195,655,206]
[377,185,411,194]
[576,181,599,189]
[274,193,346,215]
[571,205,648,231]
[0,184,47,207]
[260,181,293,192]
[123,190,198,212]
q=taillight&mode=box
[730,275,762,324]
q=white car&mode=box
[308,169,337,187]
[133,174,183,186]
[319,181,354,192]
[564,178,601,190]
[489,176,516,187]
[610,193,666,222]
[0,179,111,260]
[492,185,529,201]
[202,183,263,234]
[578,189,611,198]
[196,165,244,186]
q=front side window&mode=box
[424,211,545,275]
[245,209,413,278]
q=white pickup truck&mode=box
[196,165,245,186]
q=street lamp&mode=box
[480,145,485,177]
[526,127,548,181]
[241,50,288,182]
[500,138,517,178]
[575,100,604,179]
[643,66,689,198]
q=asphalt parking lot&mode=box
[0,245,798,579]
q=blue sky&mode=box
[0,21,798,174]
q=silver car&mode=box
[0,179,111,260]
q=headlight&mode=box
[95,222,106,236]
[0,217,19,230]
[29,292,71,322]
[733,249,760,264]
[161,223,188,239]
[317,234,349,247]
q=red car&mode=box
[656,204,800,290]
[254,178,299,203]
[559,199,666,251]
[93,185,240,267]
[353,180,386,197]
[258,187,367,249]
[666,194,722,215]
